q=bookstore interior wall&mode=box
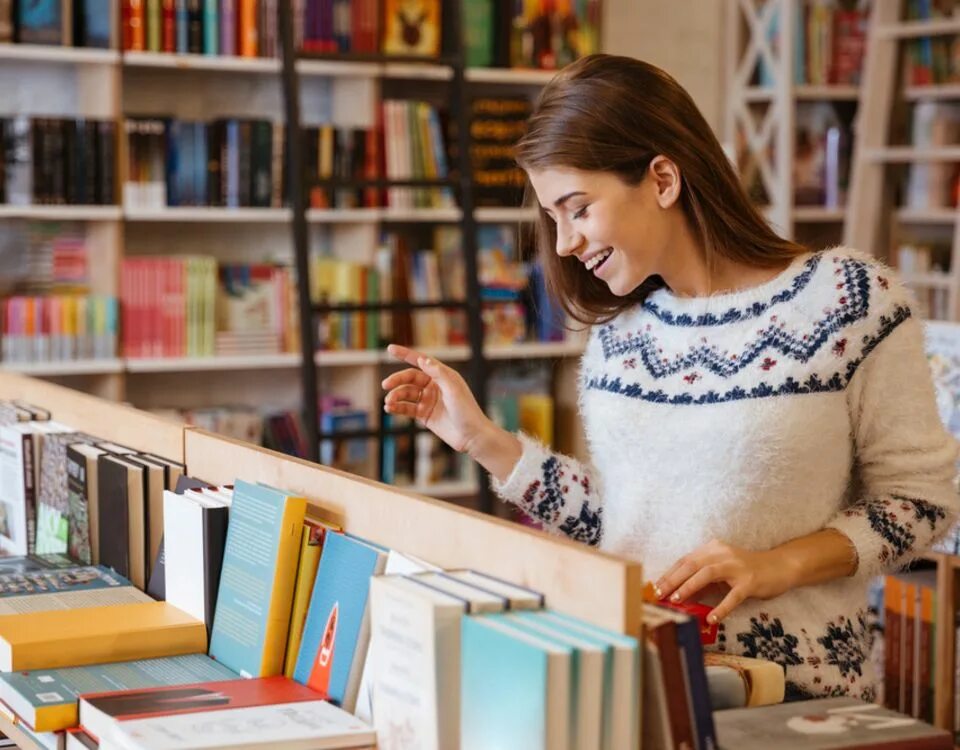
[0,1,611,504]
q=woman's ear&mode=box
[649,155,682,209]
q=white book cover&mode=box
[354,550,438,724]
[105,700,374,750]
[0,423,35,555]
[368,575,465,750]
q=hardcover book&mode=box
[381,0,440,57]
[0,564,149,615]
[79,677,321,741]
[0,654,237,732]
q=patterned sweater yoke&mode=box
[492,247,960,700]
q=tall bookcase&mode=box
[725,0,866,249]
[845,1,960,322]
[0,4,591,506]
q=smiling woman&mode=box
[381,54,960,704]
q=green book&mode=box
[0,653,237,732]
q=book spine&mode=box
[238,0,256,56]
[175,0,187,51]
[203,0,217,53]
[186,0,202,52]
[97,120,115,206]
[219,0,235,55]
[22,433,35,555]
[161,0,175,51]
[146,0,161,50]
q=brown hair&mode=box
[514,54,806,326]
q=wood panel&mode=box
[0,371,184,461]
[185,428,645,636]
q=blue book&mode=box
[17,0,62,45]
[203,0,218,54]
[176,0,189,52]
[539,609,640,750]
[461,616,572,750]
[208,480,306,678]
[225,120,240,208]
[293,531,386,713]
[494,613,604,750]
[76,0,112,47]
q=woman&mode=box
[381,54,959,701]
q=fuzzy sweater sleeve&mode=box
[827,313,960,579]
[490,431,603,546]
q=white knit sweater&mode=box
[493,247,959,701]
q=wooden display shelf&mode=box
[123,50,280,73]
[0,205,122,221]
[125,354,301,373]
[896,207,959,223]
[864,146,960,163]
[1,359,124,376]
[474,207,539,223]
[876,17,960,39]
[795,85,860,100]
[903,84,960,101]
[793,206,846,222]
[464,67,559,85]
[124,207,291,223]
[902,273,955,289]
[0,43,119,65]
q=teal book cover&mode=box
[292,531,385,711]
[461,616,572,750]
[0,654,237,732]
[208,480,301,678]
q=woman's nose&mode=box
[555,227,584,257]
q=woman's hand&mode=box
[653,539,800,624]
[381,344,491,454]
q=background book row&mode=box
[903,0,960,86]
[0,0,111,48]
[0,118,117,208]
[1,295,118,365]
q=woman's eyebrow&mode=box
[554,191,587,208]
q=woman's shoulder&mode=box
[813,245,913,319]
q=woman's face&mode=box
[527,163,677,297]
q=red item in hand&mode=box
[658,599,719,646]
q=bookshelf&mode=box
[725,0,867,246]
[0,3,595,504]
[845,1,960,322]
[0,370,644,750]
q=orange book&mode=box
[126,0,145,51]
[0,602,206,672]
[238,0,258,57]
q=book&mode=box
[292,531,387,712]
[66,730,97,749]
[445,569,544,610]
[0,600,207,671]
[461,615,572,750]
[208,480,306,679]
[703,652,786,708]
[66,444,107,565]
[163,489,228,634]
[367,575,465,750]
[0,554,78,574]
[79,677,321,742]
[0,422,41,555]
[381,0,440,57]
[0,654,237,732]
[538,610,640,750]
[498,612,604,750]
[353,548,438,723]
[0,564,150,615]
[107,700,375,750]
[97,453,148,589]
[282,521,327,679]
[712,697,952,749]
[409,571,509,613]
[16,0,67,45]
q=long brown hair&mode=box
[514,54,806,326]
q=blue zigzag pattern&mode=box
[585,306,911,405]
[641,253,822,327]
[599,258,872,380]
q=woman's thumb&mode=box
[417,356,441,377]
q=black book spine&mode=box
[251,120,271,208]
[96,120,116,205]
[207,120,222,207]
[202,506,229,632]
[64,119,79,205]
[186,0,202,53]
[238,119,251,207]
[31,118,44,204]
[81,119,98,205]
[0,119,7,204]
[97,457,130,579]
[49,119,66,205]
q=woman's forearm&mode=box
[774,528,859,590]
[464,420,523,484]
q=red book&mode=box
[658,599,719,646]
[161,0,176,52]
[79,677,322,742]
